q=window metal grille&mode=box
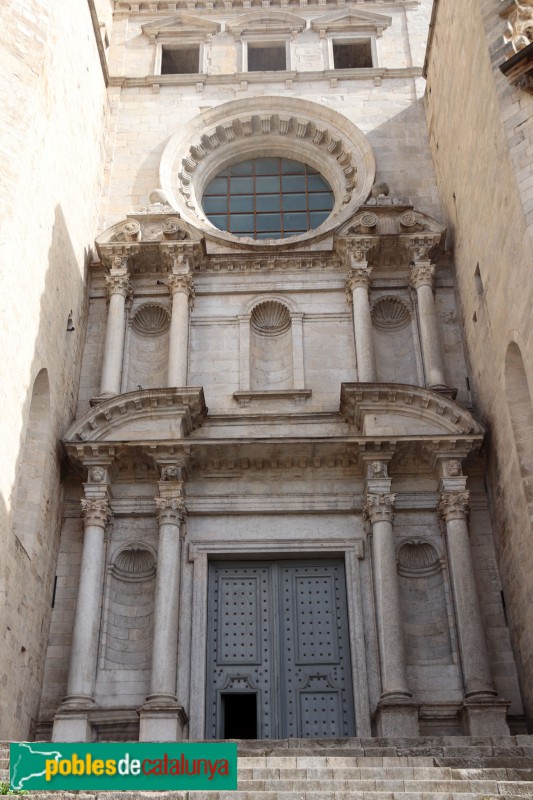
[202,157,334,239]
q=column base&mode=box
[461,697,510,736]
[374,697,420,737]
[52,710,93,742]
[138,700,188,742]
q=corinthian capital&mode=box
[363,492,396,524]
[345,267,373,302]
[105,272,133,299]
[155,496,187,525]
[81,498,113,528]
[409,263,435,290]
[167,273,195,301]
[437,491,470,523]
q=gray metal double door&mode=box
[206,559,355,739]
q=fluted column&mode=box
[167,273,195,388]
[140,466,187,741]
[365,492,410,698]
[345,255,376,382]
[99,258,132,398]
[438,489,495,698]
[53,468,112,742]
[410,259,447,390]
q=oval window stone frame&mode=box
[159,96,376,250]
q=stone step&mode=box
[8,794,532,800]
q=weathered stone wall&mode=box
[0,0,108,739]
[425,0,533,725]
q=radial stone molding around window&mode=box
[202,157,334,240]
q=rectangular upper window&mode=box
[247,43,286,72]
[161,46,200,74]
[333,40,373,69]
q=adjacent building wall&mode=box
[424,0,533,726]
[0,0,109,738]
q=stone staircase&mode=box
[2,737,533,798]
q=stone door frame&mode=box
[187,538,371,739]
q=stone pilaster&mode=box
[345,253,376,382]
[364,464,419,736]
[410,258,448,391]
[139,466,188,741]
[98,257,132,399]
[167,272,195,388]
[53,469,112,742]
[438,462,509,735]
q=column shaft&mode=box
[100,271,131,397]
[370,511,410,697]
[65,497,110,703]
[410,264,446,389]
[167,275,194,388]
[149,510,183,700]
[346,267,376,382]
[439,493,495,697]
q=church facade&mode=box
[1,0,531,743]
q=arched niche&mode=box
[371,296,418,385]
[250,300,293,391]
[504,342,533,508]
[98,544,156,708]
[397,540,453,667]
[12,369,51,557]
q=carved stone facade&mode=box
[0,0,530,745]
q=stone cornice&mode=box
[64,387,207,443]
[108,67,424,89]
[114,0,419,15]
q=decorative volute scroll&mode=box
[503,0,533,54]
[96,215,205,275]
[335,205,446,269]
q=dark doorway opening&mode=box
[222,693,258,739]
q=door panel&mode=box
[206,559,355,739]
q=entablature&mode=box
[113,0,420,15]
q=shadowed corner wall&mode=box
[0,0,110,739]
[424,0,533,727]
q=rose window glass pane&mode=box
[202,157,334,239]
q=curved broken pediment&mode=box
[340,383,484,437]
[64,388,207,443]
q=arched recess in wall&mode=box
[504,342,533,510]
[250,300,293,390]
[98,544,156,712]
[397,540,453,667]
[12,369,51,557]
[371,297,418,385]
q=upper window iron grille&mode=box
[202,157,334,240]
